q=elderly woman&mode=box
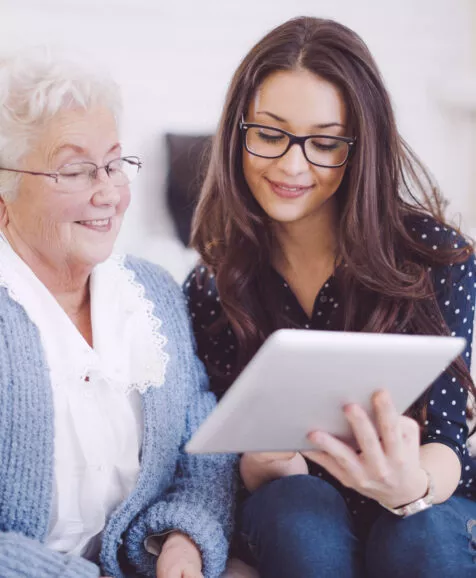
[0,52,235,578]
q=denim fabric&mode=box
[240,475,476,578]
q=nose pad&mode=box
[94,166,111,185]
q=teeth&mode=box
[274,183,307,191]
[278,186,299,191]
[80,219,110,226]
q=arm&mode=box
[419,443,461,503]
[124,272,237,578]
[303,252,476,509]
[0,532,100,578]
[184,267,308,494]
[417,252,476,501]
[183,265,237,399]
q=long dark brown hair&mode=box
[190,16,475,419]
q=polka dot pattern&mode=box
[183,216,476,513]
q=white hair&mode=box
[0,47,122,200]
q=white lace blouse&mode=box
[0,235,169,561]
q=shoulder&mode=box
[183,264,222,320]
[404,213,475,283]
[0,283,37,329]
[122,254,191,335]
[123,254,179,291]
[123,254,185,306]
[405,213,470,252]
[0,286,48,380]
[183,264,218,300]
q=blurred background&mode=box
[0,0,475,282]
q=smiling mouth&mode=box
[266,178,314,198]
[75,218,113,231]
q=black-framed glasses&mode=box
[0,156,142,193]
[239,116,356,168]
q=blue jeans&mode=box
[240,475,476,578]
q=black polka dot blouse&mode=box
[183,216,476,514]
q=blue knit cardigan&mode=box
[0,255,236,578]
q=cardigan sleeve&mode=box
[123,265,238,578]
[0,532,100,578]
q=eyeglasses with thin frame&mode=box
[0,156,142,193]
[239,116,356,168]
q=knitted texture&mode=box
[0,255,237,578]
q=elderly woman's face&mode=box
[4,106,130,271]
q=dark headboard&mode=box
[165,133,212,246]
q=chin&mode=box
[263,205,311,225]
[77,243,116,269]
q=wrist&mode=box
[383,467,429,509]
[162,532,201,562]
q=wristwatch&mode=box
[378,469,434,518]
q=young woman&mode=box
[184,16,476,578]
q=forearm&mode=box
[420,442,462,503]
[240,452,309,493]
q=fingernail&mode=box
[344,403,359,415]
[308,431,326,444]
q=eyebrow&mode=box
[256,110,345,130]
[52,142,122,158]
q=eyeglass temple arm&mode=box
[0,166,59,182]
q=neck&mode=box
[2,227,91,315]
[272,198,339,275]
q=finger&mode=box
[400,415,421,450]
[306,431,364,480]
[302,448,354,487]
[343,402,386,470]
[373,390,404,459]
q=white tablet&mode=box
[186,329,466,453]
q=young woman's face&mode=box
[242,68,350,227]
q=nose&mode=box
[90,168,122,207]
[276,142,309,176]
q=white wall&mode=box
[0,0,474,266]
